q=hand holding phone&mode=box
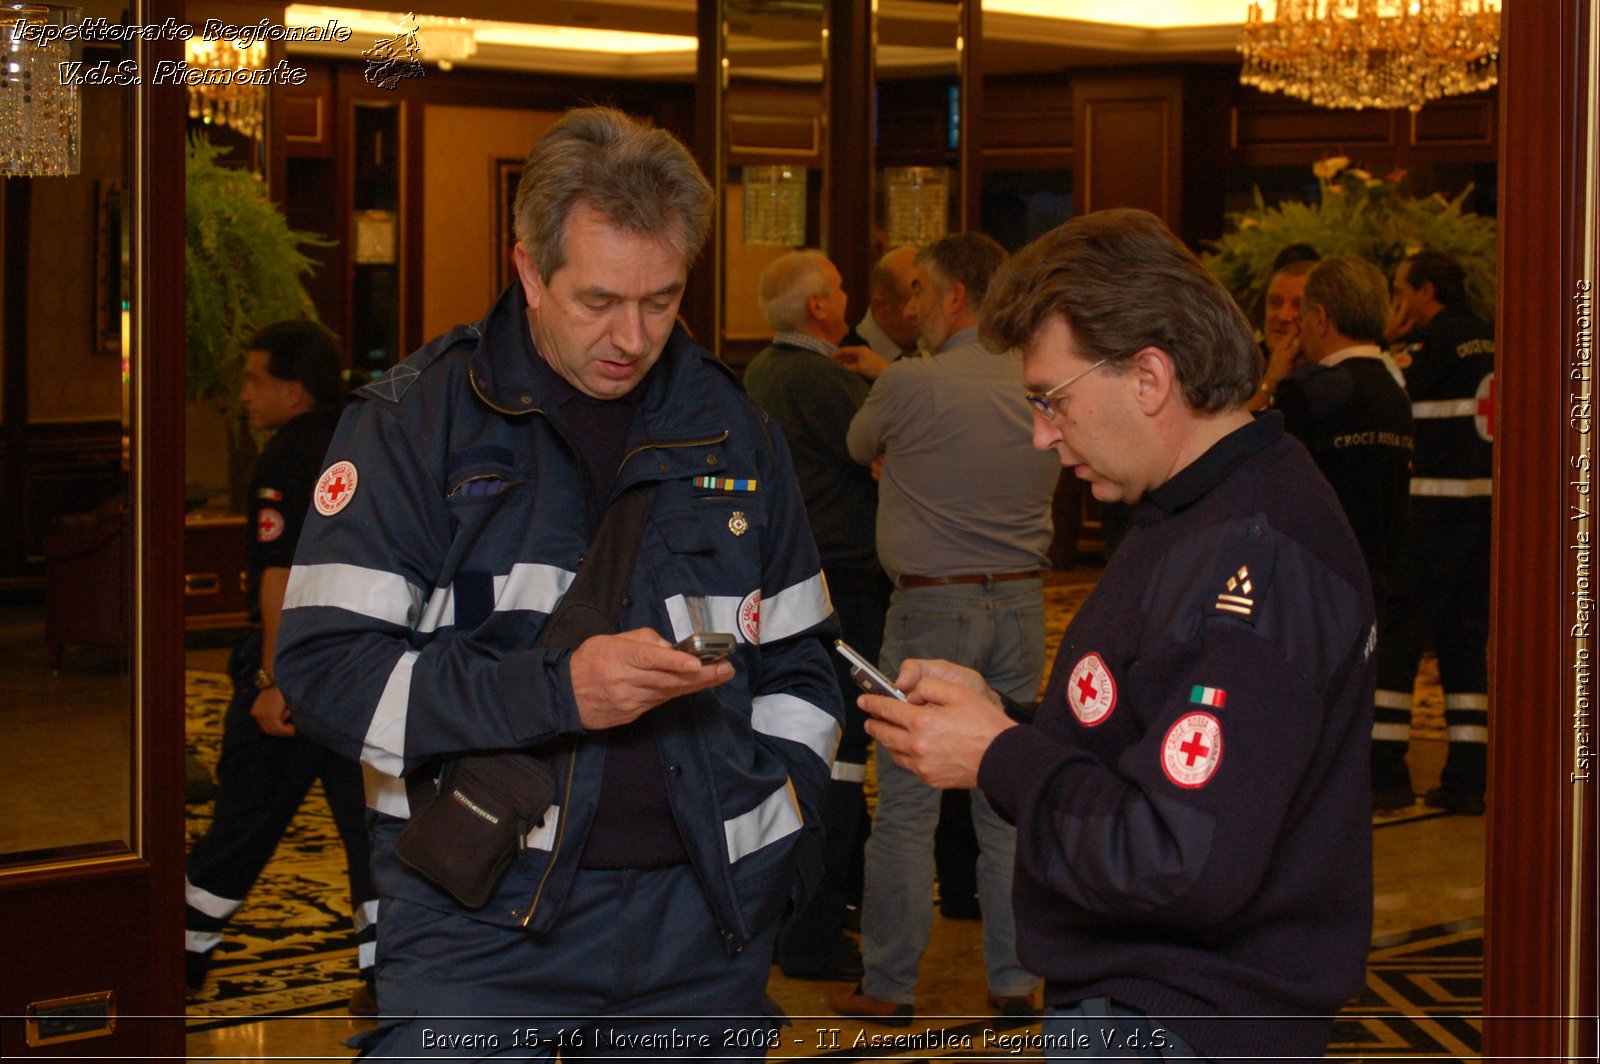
[834,640,907,701]
[675,632,736,663]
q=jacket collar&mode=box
[466,283,727,442]
[1141,412,1284,519]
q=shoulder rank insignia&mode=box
[695,476,758,492]
[1215,566,1255,617]
[1206,523,1276,627]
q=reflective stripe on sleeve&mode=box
[1411,477,1492,497]
[1372,722,1412,741]
[186,930,223,953]
[724,781,803,864]
[362,650,418,777]
[832,760,866,783]
[664,593,744,643]
[1374,689,1413,710]
[284,562,424,627]
[1447,724,1489,743]
[760,572,833,643]
[1444,693,1489,711]
[494,563,576,615]
[752,692,841,765]
[353,899,380,933]
[364,764,410,817]
[1412,398,1478,418]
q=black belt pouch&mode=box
[392,489,653,910]
[394,752,557,910]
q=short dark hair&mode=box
[247,320,344,407]
[514,106,714,282]
[1401,251,1468,309]
[982,208,1259,413]
[1304,255,1390,346]
[1270,243,1321,272]
[916,232,1007,312]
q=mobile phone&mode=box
[675,632,736,663]
[834,640,907,701]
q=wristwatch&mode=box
[254,667,276,690]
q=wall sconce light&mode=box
[742,164,806,246]
[0,3,82,177]
[883,166,950,247]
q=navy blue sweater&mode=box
[980,414,1374,1061]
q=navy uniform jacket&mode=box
[246,405,340,624]
[275,284,842,949]
[980,415,1374,1061]
[1275,353,1414,607]
[1402,305,1495,496]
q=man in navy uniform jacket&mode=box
[862,209,1374,1062]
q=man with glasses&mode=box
[837,232,1057,1024]
[860,210,1374,1060]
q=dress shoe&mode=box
[834,983,912,1027]
[1371,785,1415,814]
[348,981,379,1017]
[1424,786,1485,816]
[987,993,1038,1019]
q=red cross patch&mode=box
[738,589,761,643]
[1474,372,1494,442]
[314,460,359,517]
[257,507,285,543]
[1067,652,1116,727]
[1161,712,1223,789]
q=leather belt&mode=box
[896,570,1047,590]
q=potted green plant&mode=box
[1201,157,1497,328]
[185,134,331,510]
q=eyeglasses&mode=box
[1025,358,1110,421]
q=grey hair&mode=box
[758,250,834,333]
[916,232,1007,313]
[1304,255,1391,346]
[513,106,714,281]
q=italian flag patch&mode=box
[1190,685,1226,708]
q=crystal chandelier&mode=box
[1239,1,1502,112]
[0,3,82,177]
[185,36,267,139]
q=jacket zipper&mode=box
[518,741,577,928]
[477,396,729,927]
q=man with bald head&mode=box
[854,245,921,360]
[745,249,889,982]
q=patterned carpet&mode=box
[185,576,1469,1052]
[184,670,370,1025]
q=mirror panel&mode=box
[876,0,962,252]
[719,0,825,355]
[0,0,135,867]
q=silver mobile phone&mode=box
[834,640,907,701]
[676,632,736,663]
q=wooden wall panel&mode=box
[1073,76,1183,229]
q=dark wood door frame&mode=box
[1484,1,1597,1060]
[0,0,186,1056]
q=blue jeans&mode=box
[1043,998,1206,1060]
[859,580,1045,1004]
